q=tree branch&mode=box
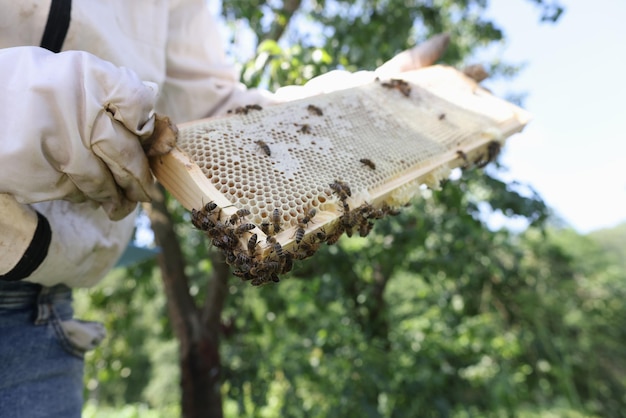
[202,251,231,335]
[145,186,199,348]
[265,0,303,42]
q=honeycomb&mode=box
[153,66,530,285]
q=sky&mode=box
[482,0,626,233]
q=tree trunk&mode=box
[147,185,227,418]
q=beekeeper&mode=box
[0,1,448,416]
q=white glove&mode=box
[26,200,137,288]
[0,195,136,287]
[0,47,158,221]
[374,33,450,77]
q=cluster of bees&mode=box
[191,132,500,286]
[191,202,284,286]
[190,177,402,286]
[328,180,400,240]
[195,89,503,286]
[191,199,325,285]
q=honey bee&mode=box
[325,225,344,245]
[381,202,401,216]
[202,201,219,213]
[296,123,311,134]
[295,240,321,259]
[338,180,351,197]
[260,222,272,236]
[248,266,263,277]
[486,140,502,163]
[325,232,342,245]
[235,223,256,235]
[356,203,374,218]
[228,106,248,115]
[329,181,343,195]
[250,273,278,286]
[330,183,351,212]
[272,243,284,258]
[359,221,374,237]
[225,252,237,265]
[456,150,469,168]
[255,140,271,157]
[234,251,252,267]
[271,208,282,234]
[191,208,213,231]
[365,207,383,220]
[228,104,263,115]
[380,78,411,97]
[204,220,227,237]
[315,228,327,242]
[251,260,281,276]
[247,233,258,255]
[232,269,251,280]
[329,180,351,198]
[341,212,358,237]
[280,252,294,273]
[266,236,284,257]
[191,201,220,229]
[294,227,305,244]
[299,208,317,225]
[475,141,501,168]
[212,234,238,251]
[191,208,202,227]
[229,208,251,225]
[307,104,323,116]
[205,221,239,251]
[294,207,317,244]
[359,158,376,170]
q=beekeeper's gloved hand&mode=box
[0,47,159,221]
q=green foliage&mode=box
[588,221,626,270]
[74,263,180,409]
[77,1,625,417]
[222,0,567,91]
[82,402,179,418]
[215,170,626,417]
[226,0,512,89]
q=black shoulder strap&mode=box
[40,0,72,53]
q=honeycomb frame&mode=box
[150,65,530,285]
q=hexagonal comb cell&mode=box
[151,66,530,285]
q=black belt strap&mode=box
[40,0,72,53]
[0,212,52,281]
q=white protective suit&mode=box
[0,0,271,287]
[0,0,448,288]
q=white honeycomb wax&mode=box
[168,68,527,285]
